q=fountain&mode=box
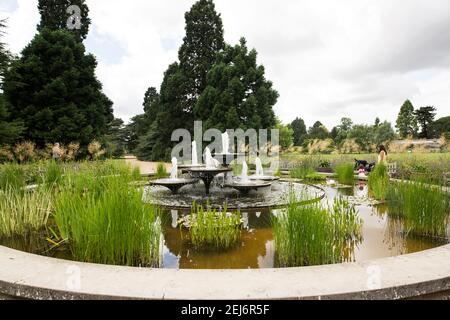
[224,160,272,195]
[214,131,242,167]
[249,156,280,182]
[150,157,198,194]
[186,147,233,195]
[192,141,198,166]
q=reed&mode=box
[188,203,242,250]
[335,163,355,185]
[387,177,449,238]
[155,162,168,179]
[272,192,362,267]
[0,186,53,238]
[368,164,390,200]
[290,163,325,181]
[0,163,26,190]
[54,168,161,267]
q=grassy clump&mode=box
[0,163,27,190]
[272,192,362,267]
[368,164,390,200]
[335,163,355,185]
[290,164,325,181]
[188,203,242,250]
[387,178,449,238]
[0,186,53,238]
[54,169,161,267]
[155,162,168,179]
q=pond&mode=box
[2,180,446,269]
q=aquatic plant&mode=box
[0,186,53,237]
[54,169,161,267]
[335,163,355,185]
[187,203,242,250]
[155,162,168,179]
[387,177,449,238]
[0,163,27,190]
[368,164,390,200]
[290,163,325,181]
[41,160,63,187]
[272,192,362,267]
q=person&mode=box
[377,145,388,165]
[52,143,62,161]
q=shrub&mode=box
[155,162,168,179]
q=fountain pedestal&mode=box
[187,167,233,195]
[150,178,198,194]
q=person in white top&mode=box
[377,145,388,165]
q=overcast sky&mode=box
[1,0,450,129]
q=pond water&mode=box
[1,181,448,269]
[159,182,448,269]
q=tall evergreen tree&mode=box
[195,38,278,131]
[4,28,113,146]
[37,0,90,41]
[179,0,225,112]
[0,19,24,145]
[430,116,450,138]
[415,106,437,139]
[396,100,418,138]
[291,117,307,146]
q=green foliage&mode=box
[188,203,242,250]
[0,163,27,190]
[3,28,113,147]
[195,38,278,131]
[307,121,330,140]
[179,0,225,110]
[368,164,390,200]
[415,106,437,139]
[290,164,324,181]
[276,120,294,150]
[291,117,307,146]
[37,0,91,41]
[272,193,362,267]
[431,116,450,138]
[335,163,355,185]
[103,118,127,158]
[155,162,168,179]
[0,186,53,238]
[54,168,161,266]
[387,179,449,238]
[396,100,418,138]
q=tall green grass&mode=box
[155,162,168,179]
[0,163,27,190]
[0,186,53,238]
[387,178,449,238]
[53,167,161,267]
[368,164,390,200]
[335,163,355,185]
[188,203,242,250]
[290,163,325,181]
[272,192,362,267]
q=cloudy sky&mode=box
[1,0,449,129]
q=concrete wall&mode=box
[1,244,449,300]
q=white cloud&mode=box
[1,0,450,128]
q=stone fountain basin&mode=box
[224,180,272,194]
[150,178,198,194]
[248,175,280,182]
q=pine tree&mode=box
[195,38,278,131]
[396,100,418,138]
[308,121,329,140]
[0,19,24,145]
[291,117,307,146]
[4,28,113,147]
[179,0,225,112]
[37,0,91,41]
[415,106,437,139]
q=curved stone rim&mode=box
[0,244,449,300]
